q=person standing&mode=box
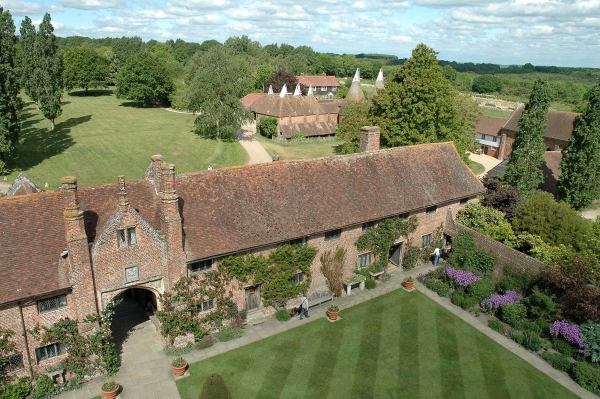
[432,247,441,266]
[299,295,309,320]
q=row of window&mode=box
[1,342,68,373]
[117,227,137,248]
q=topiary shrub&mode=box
[365,279,376,290]
[500,303,527,328]
[467,278,495,301]
[541,352,572,372]
[198,373,232,399]
[488,319,505,334]
[275,308,291,322]
[572,362,600,393]
[257,117,277,138]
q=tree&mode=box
[472,75,503,93]
[512,191,592,252]
[184,46,252,140]
[504,79,551,196]
[116,50,174,106]
[557,84,600,209]
[253,64,274,92]
[442,64,457,83]
[0,8,21,171]
[63,47,109,94]
[456,203,517,245]
[35,13,63,130]
[19,16,38,105]
[369,43,477,161]
[267,70,297,93]
[481,177,521,221]
[336,100,370,154]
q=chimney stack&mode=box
[117,175,129,212]
[360,126,381,152]
[150,154,164,192]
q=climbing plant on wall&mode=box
[219,244,318,309]
[356,216,418,272]
[0,327,16,385]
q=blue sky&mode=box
[3,0,600,68]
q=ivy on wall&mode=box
[0,327,16,385]
[219,244,318,309]
[356,216,419,272]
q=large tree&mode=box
[0,8,21,171]
[336,100,370,154]
[184,46,252,140]
[369,43,477,161]
[115,50,174,106]
[267,70,297,93]
[557,84,600,209]
[504,79,551,196]
[19,16,37,106]
[35,13,63,130]
[63,47,110,94]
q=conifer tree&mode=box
[35,13,63,130]
[0,8,21,171]
[504,79,551,196]
[198,373,232,399]
[557,84,600,209]
[19,16,38,106]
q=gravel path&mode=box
[235,122,272,165]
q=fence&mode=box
[270,136,338,146]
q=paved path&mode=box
[235,122,273,165]
[59,263,592,398]
[468,152,502,177]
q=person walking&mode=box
[299,295,309,320]
[432,247,441,266]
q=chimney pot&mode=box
[61,176,82,218]
[360,126,381,152]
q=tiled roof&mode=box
[176,142,484,261]
[503,105,579,141]
[280,120,336,139]
[297,75,340,88]
[6,173,42,196]
[318,100,344,114]
[0,143,484,303]
[250,95,323,118]
[241,93,265,108]
[346,82,365,102]
[476,116,506,137]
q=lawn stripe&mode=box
[455,319,489,399]
[395,291,420,398]
[372,293,403,398]
[418,296,443,398]
[436,307,466,399]
[475,333,512,399]
[350,295,385,398]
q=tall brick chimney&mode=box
[360,126,381,152]
[150,154,164,192]
[117,175,129,212]
[159,164,186,288]
[61,177,98,321]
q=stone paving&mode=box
[58,262,593,398]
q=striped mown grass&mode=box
[6,89,247,188]
[177,289,577,399]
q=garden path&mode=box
[235,122,273,165]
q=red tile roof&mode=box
[249,95,323,117]
[0,142,484,303]
[280,120,336,139]
[503,105,579,141]
[476,116,506,137]
[241,93,265,108]
[297,75,340,88]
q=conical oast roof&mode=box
[346,68,365,102]
[370,68,385,99]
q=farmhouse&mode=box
[0,127,484,378]
[296,73,340,98]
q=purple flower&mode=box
[445,267,481,287]
[550,320,585,351]
[417,274,430,283]
[481,291,523,310]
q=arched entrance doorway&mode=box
[111,288,159,360]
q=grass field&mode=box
[177,289,577,399]
[479,107,513,118]
[254,134,340,160]
[6,89,247,188]
[468,160,486,175]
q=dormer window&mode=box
[118,227,137,248]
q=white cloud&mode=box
[57,0,126,10]
[2,0,63,16]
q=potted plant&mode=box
[404,276,414,290]
[327,305,340,320]
[100,381,120,399]
[171,357,188,376]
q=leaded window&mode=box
[189,259,213,273]
[127,227,137,245]
[118,227,137,247]
[35,343,66,362]
[196,299,214,313]
[1,353,24,373]
[357,253,371,269]
[325,229,341,241]
[421,234,432,248]
[37,294,67,314]
[362,221,376,231]
[289,273,304,284]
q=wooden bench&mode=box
[307,290,334,309]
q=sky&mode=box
[2,0,600,68]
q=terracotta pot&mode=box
[100,384,120,399]
[327,310,340,320]
[172,361,188,376]
[404,281,414,290]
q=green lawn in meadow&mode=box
[177,289,577,399]
[6,89,247,188]
[254,134,340,161]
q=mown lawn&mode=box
[177,289,577,399]
[6,89,247,188]
[254,134,340,161]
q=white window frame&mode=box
[289,272,305,284]
[321,86,327,91]
[357,253,371,269]
[35,343,66,363]
[196,299,214,313]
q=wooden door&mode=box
[389,242,404,267]
[244,285,261,311]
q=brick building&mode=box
[296,73,340,98]
[0,127,484,378]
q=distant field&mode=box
[6,89,247,188]
[479,108,513,118]
[254,134,340,161]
